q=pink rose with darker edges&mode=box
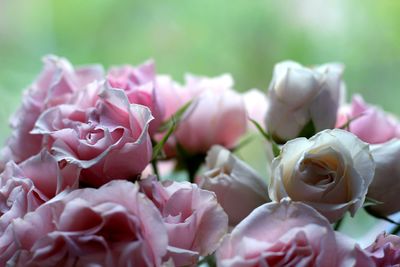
[0,181,168,267]
[0,55,104,170]
[140,177,228,266]
[107,60,165,135]
[32,81,153,187]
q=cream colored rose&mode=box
[199,145,270,226]
[269,129,375,223]
[265,61,345,143]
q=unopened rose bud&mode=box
[265,61,344,143]
[198,145,270,226]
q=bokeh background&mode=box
[1,0,400,242]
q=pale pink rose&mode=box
[336,94,400,144]
[363,232,400,266]
[0,55,104,170]
[265,61,344,142]
[32,82,153,187]
[0,181,168,267]
[156,75,188,120]
[107,60,165,134]
[269,129,375,223]
[139,177,228,266]
[173,74,247,154]
[243,89,269,130]
[367,140,400,215]
[0,150,79,233]
[199,145,270,226]
[216,199,370,267]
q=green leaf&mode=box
[249,118,280,157]
[298,120,316,139]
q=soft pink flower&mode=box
[336,94,400,144]
[199,145,270,226]
[173,74,247,154]
[0,150,79,233]
[216,199,371,267]
[243,89,269,130]
[0,55,104,170]
[0,181,168,267]
[32,82,153,187]
[156,75,187,120]
[107,60,165,134]
[364,232,400,266]
[139,177,228,266]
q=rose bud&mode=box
[265,61,344,143]
[0,181,168,267]
[367,139,400,215]
[174,74,247,154]
[363,232,400,266]
[198,145,270,226]
[243,89,269,130]
[216,199,369,267]
[336,94,400,144]
[32,82,153,187]
[269,129,375,223]
[0,55,104,170]
[107,60,165,135]
[139,177,228,266]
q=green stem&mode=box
[334,218,344,231]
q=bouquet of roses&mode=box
[0,56,399,266]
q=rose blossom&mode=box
[32,81,153,187]
[173,74,247,154]
[363,232,400,266]
[107,60,165,134]
[243,89,269,130]
[0,181,168,267]
[198,145,270,226]
[269,129,375,223]
[216,199,367,267]
[336,94,400,144]
[265,61,344,143]
[0,150,79,233]
[139,177,228,266]
[0,55,104,170]
[367,139,400,215]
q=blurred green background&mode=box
[1,0,399,240]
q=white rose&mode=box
[269,129,375,222]
[367,139,400,215]
[199,145,270,226]
[265,61,345,142]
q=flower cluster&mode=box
[0,56,399,266]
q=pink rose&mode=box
[0,150,79,233]
[0,55,104,170]
[156,75,187,120]
[199,145,270,226]
[139,177,228,266]
[216,199,369,267]
[107,60,165,134]
[32,82,153,187]
[336,94,400,144]
[174,74,247,154]
[243,89,269,130]
[363,232,400,266]
[0,181,168,267]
